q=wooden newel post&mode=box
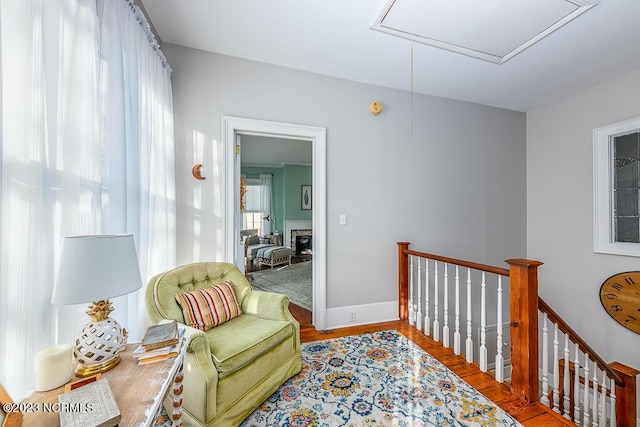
[506,258,543,404]
[398,242,410,321]
[610,361,639,427]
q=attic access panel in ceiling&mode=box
[371,0,598,64]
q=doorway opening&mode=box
[240,135,313,320]
[222,116,327,330]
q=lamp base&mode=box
[74,307,127,377]
[75,354,121,377]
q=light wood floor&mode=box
[291,305,574,427]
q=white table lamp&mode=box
[52,235,142,377]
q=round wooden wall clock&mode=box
[599,271,640,334]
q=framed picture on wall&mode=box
[301,185,312,210]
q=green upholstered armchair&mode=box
[145,262,301,427]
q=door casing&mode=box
[222,116,327,330]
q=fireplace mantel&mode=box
[284,220,312,248]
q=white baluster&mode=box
[541,313,550,406]
[610,377,616,427]
[443,264,449,348]
[563,333,571,419]
[465,268,473,364]
[592,366,599,427]
[453,266,461,355]
[574,343,581,425]
[584,355,591,427]
[409,256,415,325]
[553,324,560,413]
[424,259,431,336]
[599,371,607,427]
[433,261,440,342]
[416,258,423,331]
[495,276,504,383]
[479,272,487,372]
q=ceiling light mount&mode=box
[369,101,383,116]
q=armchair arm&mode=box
[173,323,214,363]
[242,291,294,322]
[158,320,218,423]
[242,291,300,353]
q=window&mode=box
[593,117,640,256]
[242,179,265,235]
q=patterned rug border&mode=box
[242,329,522,426]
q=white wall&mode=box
[527,68,640,405]
[164,43,526,319]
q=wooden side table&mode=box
[20,336,189,426]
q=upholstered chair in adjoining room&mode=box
[145,262,301,427]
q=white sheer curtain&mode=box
[0,0,101,399]
[0,0,175,399]
[260,174,273,235]
[97,0,176,340]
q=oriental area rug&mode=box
[249,261,312,311]
[241,330,522,427]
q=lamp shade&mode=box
[52,235,142,305]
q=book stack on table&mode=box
[134,320,185,365]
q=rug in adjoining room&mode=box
[241,330,522,427]
[249,261,311,311]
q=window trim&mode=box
[593,116,640,257]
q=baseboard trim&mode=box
[326,301,399,330]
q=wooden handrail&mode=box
[403,248,511,277]
[538,297,624,386]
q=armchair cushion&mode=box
[174,281,242,331]
[207,314,293,379]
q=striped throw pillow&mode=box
[174,281,242,331]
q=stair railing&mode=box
[398,242,638,427]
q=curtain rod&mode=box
[123,0,172,73]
